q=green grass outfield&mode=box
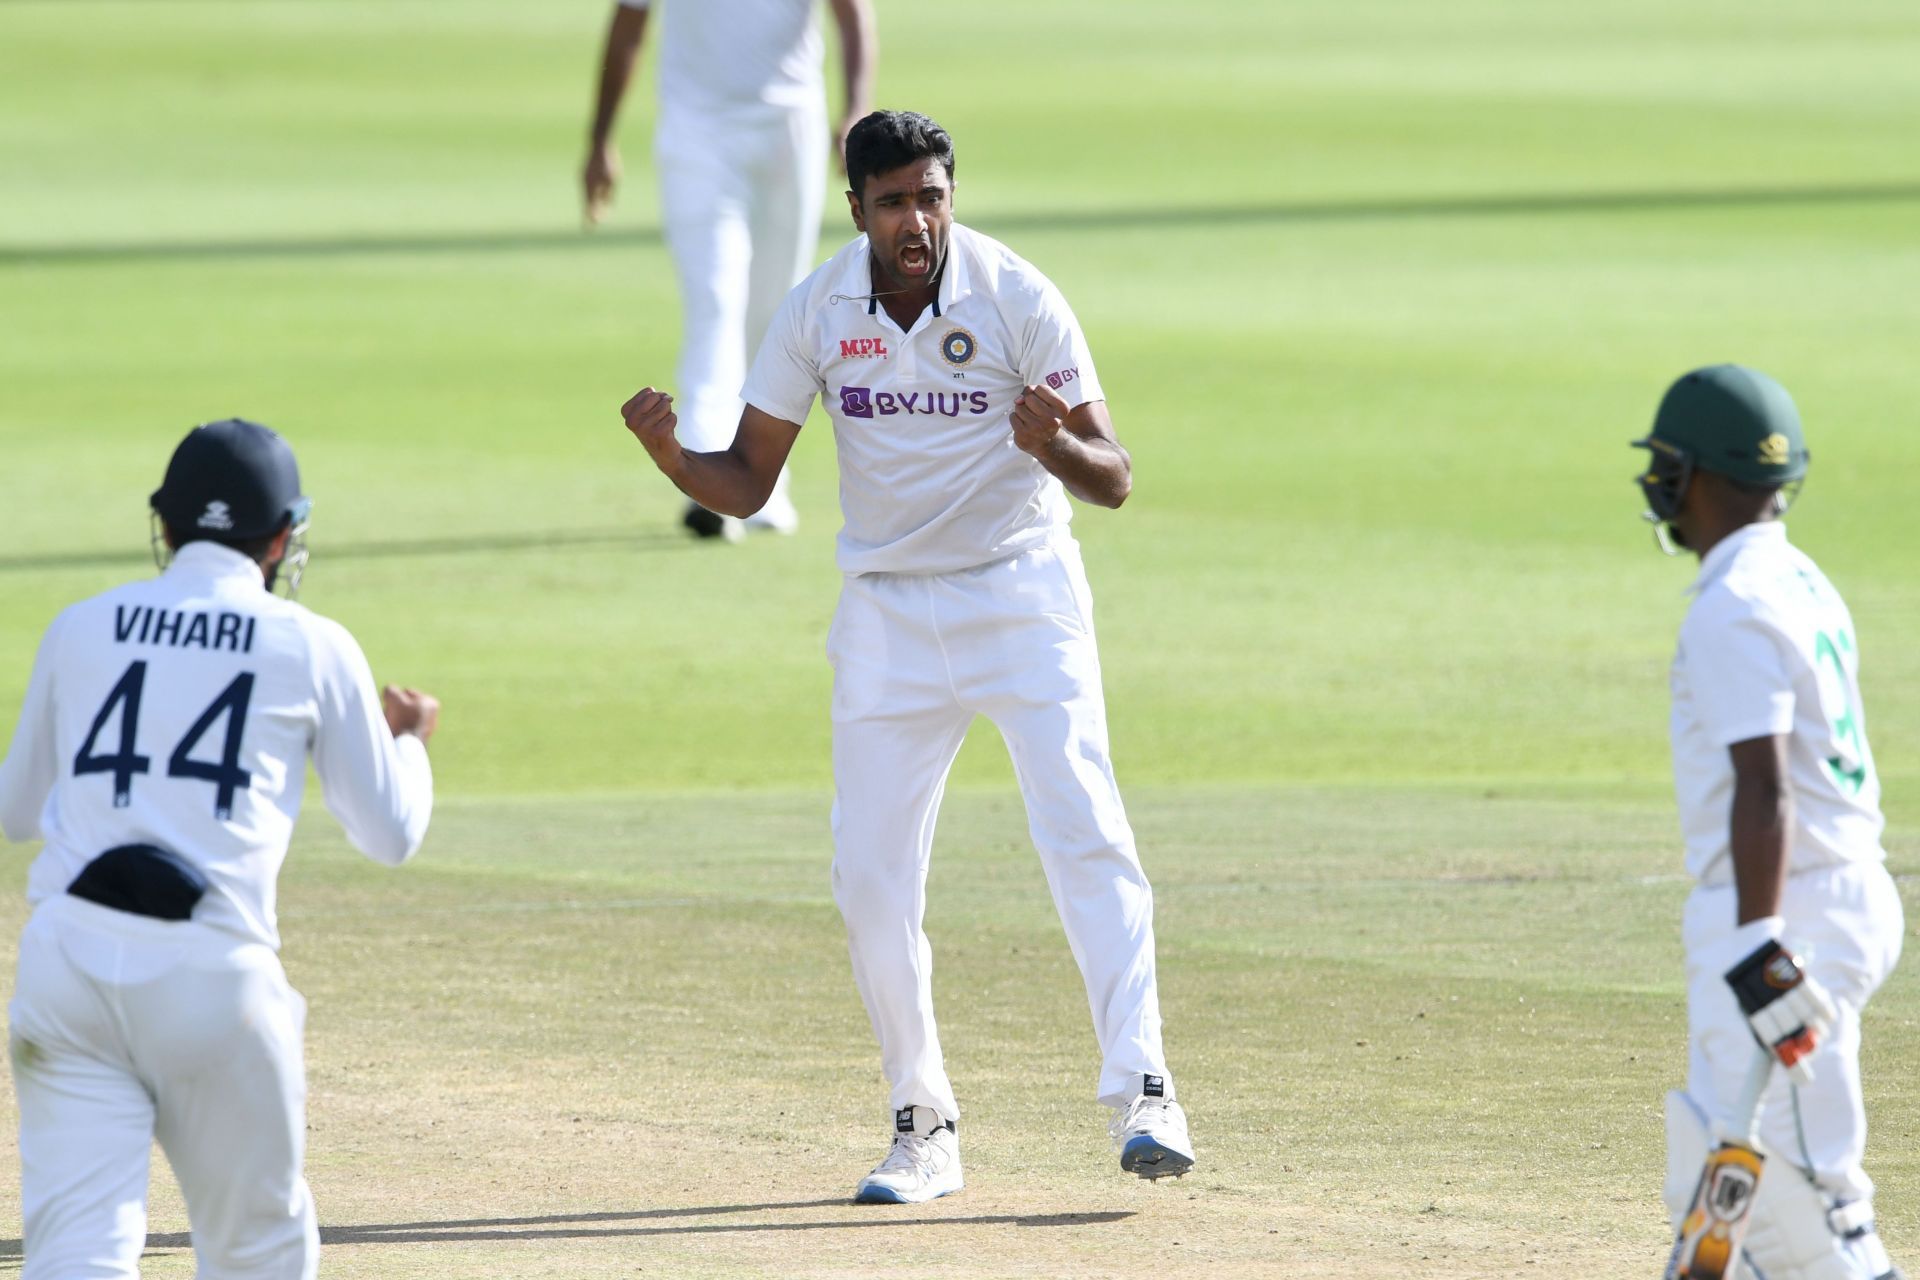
[2,1,1918,1274]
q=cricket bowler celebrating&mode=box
[1,421,437,1277]
[621,110,1192,1203]
[1635,366,1905,1279]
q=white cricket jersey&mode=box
[618,0,822,115]
[1668,521,1885,885]
[743,222,1106,576]
[0,542,433,950]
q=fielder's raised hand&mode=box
[1011,382,1070,457]
[1724,926,1839,1085]
[382,685,440,745]
[621,387,685,477]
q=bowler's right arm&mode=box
[622,393,802,519]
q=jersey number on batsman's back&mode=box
[74,660,256,820]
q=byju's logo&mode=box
[1045,366,1079,392]
[838,386,991,420]
[840,386,875,418]
[197,500,234,531]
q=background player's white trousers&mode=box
[656,99,825,516]
[9,896,318,1280]
[1682,861,1904,1205]
[827,534,1169,1121]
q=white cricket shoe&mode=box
[1110,1089,1195,1180]
[854,1106,963,1205]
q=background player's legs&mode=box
[143,938,318,1280]
[10,905,155,1279]
[945,542,1170,1107]
[1683,864,1902,1202]
[738,100,828,532]
[1679,864,1906,1280]
[830,573,973,1122]
[656,114,754,459]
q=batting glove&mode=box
[1723,919,1838,1086]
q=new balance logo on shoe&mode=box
[1144,1075,1166,1098]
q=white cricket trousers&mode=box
[9,896,318,1279]
[655,99,826,514]
[1682,861,1904,1204]
[827,535,1170,1122]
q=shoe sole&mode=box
[1121,1135,1195,1180]
[853,1180,962,1205]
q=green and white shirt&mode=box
[1669,521,1885,885]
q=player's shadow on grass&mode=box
[0,1201,1135,1258]
[5,179,1920,266]
[0,527,685,575]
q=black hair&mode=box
[845,110,954,204]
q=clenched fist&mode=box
[1725,933,1839,1086]
[382,685,440,744]
[1011,382,1071,457]
[621,387,685,475]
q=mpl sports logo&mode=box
[840,386,991,420]
[839,337,888,359]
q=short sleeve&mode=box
[1018,281,1104,410]
[742,288,822,427]
[1682,602,1796,748]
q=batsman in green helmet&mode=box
[1637,365,1906,1280]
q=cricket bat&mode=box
[1663,1050,1774,1280]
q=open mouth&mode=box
[899,241,931,276]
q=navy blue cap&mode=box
[151,419,306,541]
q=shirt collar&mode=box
[1688,520,1786,596]
[167,540,267,586]
[847,222,974,320]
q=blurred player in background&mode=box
[620,110,1193,1204]
[1635,367,1905,1280]
[0,421,438,1278]
[584,0,876,541]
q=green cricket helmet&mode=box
[1632,364,1810,523]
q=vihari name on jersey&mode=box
[112,605,258,654]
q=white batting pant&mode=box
[656,100,826,516]
[827,535,1170,1122]
[1682,861,1904,1204]
[9,896,318,1280]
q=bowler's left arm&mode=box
[1010,282,1130,509]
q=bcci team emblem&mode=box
[939,326,977,367]
[197,500,234,532]
[1757,433,1791,467]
